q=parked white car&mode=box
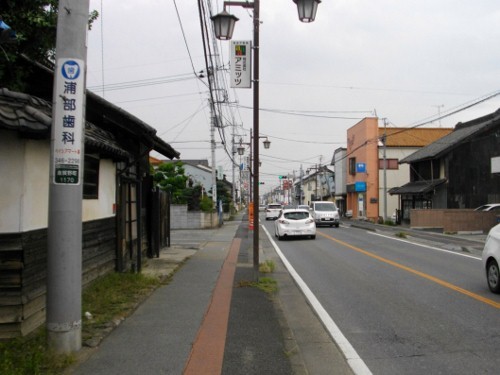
[482,223,500,293]
[265,203,282,220]
[274,208,316,240]
[475,203,500,212]
[310,201,340,227]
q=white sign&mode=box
[52,58,85,184]
[230,40,252,88]
[492,156,500,174]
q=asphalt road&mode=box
[262,220,500,375]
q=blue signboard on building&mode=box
[355,181,367,192]
[356,163,366,173]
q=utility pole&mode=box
[299,165,303,205]
[210,99,217,207]
[47,0,89,353]
[383,118,388,221]
[231,130,236,207]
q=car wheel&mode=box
[335,223,339,228]
[311,235,316,240]
[486,259,500,293]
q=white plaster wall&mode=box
[378,147,419,218]
[22,139,51,231]
[82,159,116,221]
[1,130,116,233]
[0,132,26,232]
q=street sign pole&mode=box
[47,0,89,353]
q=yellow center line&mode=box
[318,231,500,309]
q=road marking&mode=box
[261,226,373,375]
[319,231,500,309]
[368,231,481,260]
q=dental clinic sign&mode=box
[230,41,251,88]
[52,58,84,184]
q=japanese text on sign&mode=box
[230,41,251,88]
[52,59,84,185]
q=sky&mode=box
[86,0,500,194]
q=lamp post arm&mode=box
[224,1,255,10]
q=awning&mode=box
[388,178,447,195]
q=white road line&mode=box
[261,225,373,375]
[367,231,481,260]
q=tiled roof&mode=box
[388,178,447,195]
[380,127,453,147]
[0,88,52,137]
[0,88,128,159]
[0,88,180,160]
[400,108,500,164]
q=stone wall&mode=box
[170,205,220,229]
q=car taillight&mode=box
[278,219,289,224]
[305,219,314,224]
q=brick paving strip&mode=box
[183,238,241,375]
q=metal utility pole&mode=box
[47,0,89,353]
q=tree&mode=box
[216,178,233,213]
[0,0,98,90]
[153,162,189,204]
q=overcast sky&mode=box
[86,0,500,192]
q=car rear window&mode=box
[284,211,310,220]
[314,203,337,211]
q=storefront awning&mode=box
[388,178,447,195]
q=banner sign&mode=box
[230,40,251,88]
[52,58,85,184]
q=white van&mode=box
[311,201,340,227]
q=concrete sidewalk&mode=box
[71,214,350,374]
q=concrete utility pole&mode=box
[210,99,217,207]
[47,0,89,353]
[382,118,388,221]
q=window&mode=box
[349,157,356,175]
[379,159,399,170]
[84,154,99,199]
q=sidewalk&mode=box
[69,214,487,375]
[71,213,351,374]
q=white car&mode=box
[482,223,500,293]
[274,208,316,240]
[265,203,282,220]
[311,201,340,227]
[475,203,500,212]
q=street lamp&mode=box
[294,0,322,23]
[237,136,270,156]
[212,0,320,280]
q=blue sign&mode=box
[61,60,81,80]
[355,181,367,192]
[356,163,366,173]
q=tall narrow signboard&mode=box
[230,40,252,88]
[52,59,84,184]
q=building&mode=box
[0,87,179,338]
[345,117,452,221]
[332,147,347,215]
[390,109,500,223]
